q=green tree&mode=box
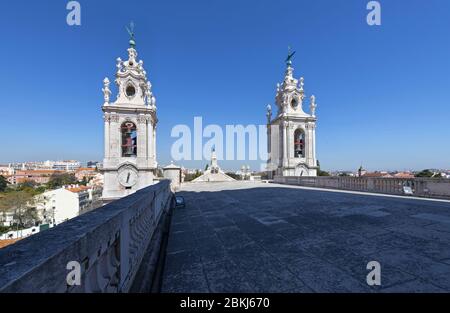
[0,175,7,192]
[47,173,77,189]
[35,186,47,194]
[80,176,89,186]
[16,180,38,191]
[0,190,38,228]
[184,170,202,182]
[415,169,434,178]
[318,169,330,177]
[225,172,241,180]
[316,160,330,176]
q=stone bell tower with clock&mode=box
[101,27,158,202]
[266,49,318,177]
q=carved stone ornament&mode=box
[102,78,111,103]
[110,115,120,123]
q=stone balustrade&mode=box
[274,176,450,199]
[0,180,174,293]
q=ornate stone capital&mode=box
[137,115,147,124]
[110,114,120,123]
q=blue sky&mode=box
[0,0,449,171]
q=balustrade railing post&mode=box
[367,178,374,192]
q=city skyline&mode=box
[2,0,450,297]
[1,0,449,171]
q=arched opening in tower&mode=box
[294,129,305,158]
[121,122,137,157]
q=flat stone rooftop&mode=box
[161,182,450,292]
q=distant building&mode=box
[0,212,14,227]
[357,166,367,177]
[183,168,201,175]
[75,167,97,181]
[88,173,104,187]
[8,162,46,171]
[192,150,235,182]
[333,171,355,177]
[362,172,393,178]
[35,185,102,225]
[8,170,63,185]
[393,172,415,179]
[51,160,81,172]
[5,160,81,172]
[240,165,251,180]
[86,161,99,168]
[0,165,14,176]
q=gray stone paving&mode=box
[161,182,450,293]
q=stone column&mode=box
[110,114,120,158]
[289,123,295,160]
[312,124,317,166]
[145,118,149,160]
[104,114,110,158]
[287,122,291,161]
[282,121,288,167]
[307,123,313,166]
[279,125,283,166]
[147,119,153,161]
[137,115,147,159]
[152,125,157,166]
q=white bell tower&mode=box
[267,49,318,177]
[101,27,158,202]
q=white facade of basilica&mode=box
[267,56,318,177]
[101,39,158,202]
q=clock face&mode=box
[118,168,138,187]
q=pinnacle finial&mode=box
[126,21,136,49]
[285,46,296,67]
[310,95,317,117]
[266,104,272,123]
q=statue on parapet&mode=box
[102,77,111,104]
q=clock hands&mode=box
[126,172,130,183]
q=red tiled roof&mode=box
[66,186,91,193]
[0,239,21,249]
[15,170,62,176]
[362,172,392,178]
[76,168,96,172]
[393,173,415,178]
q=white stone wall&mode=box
[36,189,80,225]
